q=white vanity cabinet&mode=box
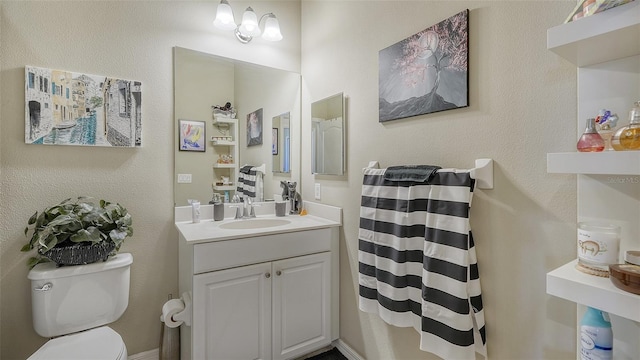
[177,213,341,360]
[546,2,640,358]
[192,252,331,360]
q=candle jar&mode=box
[577,222,620,275]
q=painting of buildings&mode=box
[25,66,142,147]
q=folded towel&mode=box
[240,165,253,175]
[384,165,441,182]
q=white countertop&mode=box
[175,201,342,244]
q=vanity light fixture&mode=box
[213,0,283,44]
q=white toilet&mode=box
[27,253,133,360]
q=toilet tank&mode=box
[28,253,133,338]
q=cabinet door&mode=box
[272,252,331,360]
[193,262,272,360]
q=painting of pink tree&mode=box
[379,9,468,122]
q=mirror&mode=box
[272,112,290,173]
[174,47,300,206]
[311,92,345,175]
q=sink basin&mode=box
[219,218,291,230]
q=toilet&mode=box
[27,253,133,360]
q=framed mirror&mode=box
[272,112,290,173]
[311,92,345,175]
[173,47,300,206]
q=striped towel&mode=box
[237,165,257,199]
[358,167,486,360]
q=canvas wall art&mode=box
[25,66,142,147]
[378,9,469,122]
[179,119,206,152]
[247,108,263,146]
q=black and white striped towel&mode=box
[237,165,257,198]
[358,167,486,360]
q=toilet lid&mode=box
[28,326,125,360]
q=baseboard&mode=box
[128,348,159,360]
[131,342,360,360]
[333,339,365,360]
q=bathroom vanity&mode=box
[176,202,341,360]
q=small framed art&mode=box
[179,119,206,152]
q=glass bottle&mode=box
[577,118,605,152]
[612,101,640,151]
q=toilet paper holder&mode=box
[161,292,192,327]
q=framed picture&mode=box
[247,108,263,146]
[272,128,278,155]
[179,119,206,152]
[25,65,142,147]
[378,9,469,122]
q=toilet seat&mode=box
[28,326,126,360]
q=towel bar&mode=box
[362,158,494,190]
[242,163,266,174]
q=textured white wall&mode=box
[0,1,300,358]
[301,1,579,359]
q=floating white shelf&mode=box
[211,140,236,146]
[213,163,235,169]
[547,151,640,175]
[547,260,640,322]
[547,1,640,66]
[213,117,237,125]
[212,185,235,191]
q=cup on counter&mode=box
[275,201,287,217]
[213,202,224,221]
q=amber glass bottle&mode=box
[613,101,640,151]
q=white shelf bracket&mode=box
[470,158,494,190]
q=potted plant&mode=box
[21,196,133,268]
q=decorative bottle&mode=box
[580,307,613,360]
[612,101,640,151]
[577,118,605,152]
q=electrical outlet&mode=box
[314,183,321,200]
[177,174,192,183]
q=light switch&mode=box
[314,183,321,200]
[178,174,192,183]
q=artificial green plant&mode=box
[21,196,133,268]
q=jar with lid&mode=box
[577,222,620,275]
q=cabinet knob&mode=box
[276,270,282,276]
[265,272,271,278]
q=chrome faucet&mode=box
[243,197,255,218]
[229,197,259,220]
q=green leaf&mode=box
[35,212,46,228]
[40,234,58,251]
[109,228,128,242]
[21,243,32,252]
[70,227,102,243]
[28,211,38,225]
[27,257,41,268]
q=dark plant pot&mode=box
[39,241,115,266]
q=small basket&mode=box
[40,242,115,266]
